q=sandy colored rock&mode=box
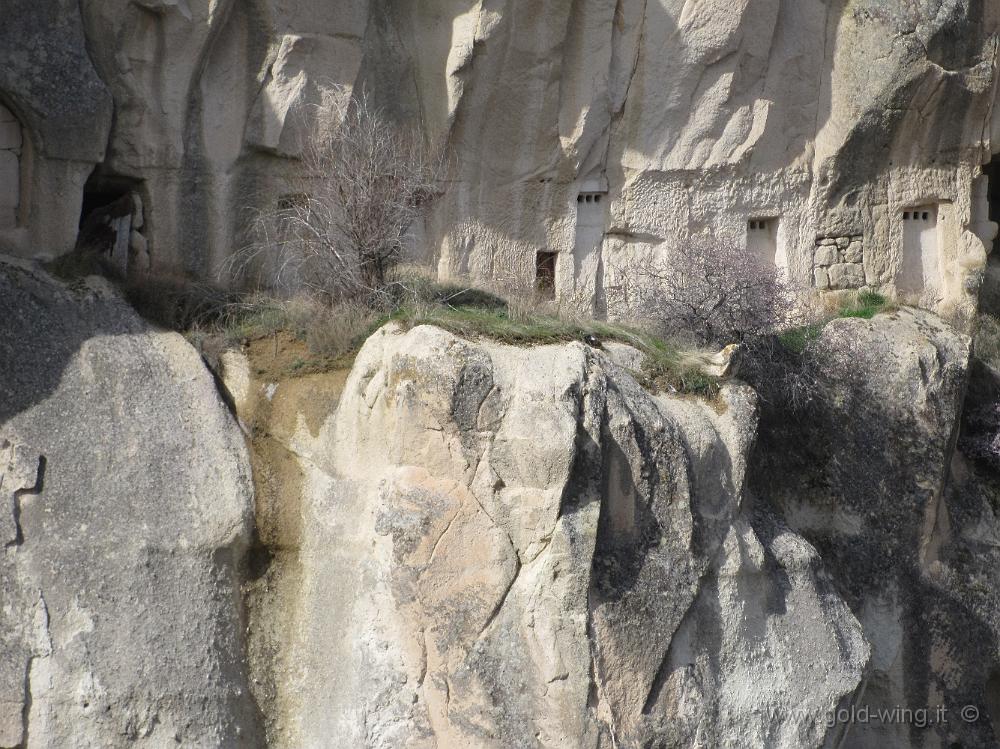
[814,245,839,267]
[0,3,997,319]
[0,256,259,747]
[828,262,866,289]
[814,266,830,290]
[287,324,868,748]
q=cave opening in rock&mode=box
[535,250,557,298]
[77,170,145,275]
[985,156,1000,226]
[79,171,142,229]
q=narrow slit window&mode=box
[278,192,310,211]
[535,251,557,298]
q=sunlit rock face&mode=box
[1,2,999,316]
[0,257,259,747]
[285,324,870,748]
[387,0,1000,319]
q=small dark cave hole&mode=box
[985,156,1000,226]
[79,170,142,229]
[61,169,146,278]
[244,534,275,583]
[977,155,1000,315]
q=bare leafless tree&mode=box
[630,235,796,346]
[230,87,441,308]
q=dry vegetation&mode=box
[624,236,797,346]
[98,89,901,399]
[226,87,441,308]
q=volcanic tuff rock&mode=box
[752,307,996,748]
[286,324,869,748]
[2,3,999,317]
[1,256,994,747]
[0,257,259,747]
[258,310,991,748]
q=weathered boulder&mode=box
[288,324,868,748]
[0,257,259,747]
[3,268,989,749]
[752,307,1000,747]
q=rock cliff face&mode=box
[225,313,993,748]
[752,309,999,748]
[4,252,1000,747]
[286,325,871,748]
[4,3,1000,744]
[0,258,259,747]
[1,3,998,316]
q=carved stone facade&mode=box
[0,2,997,319]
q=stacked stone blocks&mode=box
[813,234,865,290]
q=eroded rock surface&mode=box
[0,257,259,747]
[3,270,995,748]
[288,325,869,748]
[2,3,999,317]
[752,307,1000,748]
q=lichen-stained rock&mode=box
[0,0,111,163]
[295,324,869,748]
[0,0,113,257]
[0,256,259,747]
[752,308,991,748]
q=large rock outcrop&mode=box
[752,307,1000,748]
[277,324,869,748]
[3,264,996,748]
[236,309,993,749]
[0,257,259,747]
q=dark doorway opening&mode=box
[75,169,144,277]
[535,251,557,298]
[979,155,1000,315]
[79,171,142,229]
[985,156,1000,225]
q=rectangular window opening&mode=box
[747,217,785,271]
[277,192,310,211]
[535,251,557,298]
[748,217,775,233]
